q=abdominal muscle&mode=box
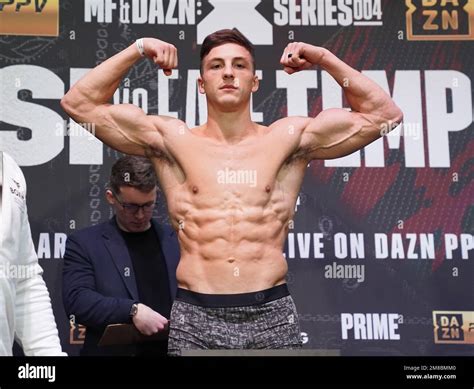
[169,183,293,294]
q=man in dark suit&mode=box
[63,156,179,356]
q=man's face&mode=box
[198,43,259,110]
[106,186,157,232]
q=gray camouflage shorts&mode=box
[168,284,302,356]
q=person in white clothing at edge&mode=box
[0,151,66,356]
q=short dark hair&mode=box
[200,28,255,73]
[109,156,157,194]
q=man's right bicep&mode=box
[85,103,161,156]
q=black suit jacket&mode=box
[62,217,180,355]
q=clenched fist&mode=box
[142,38,178,76]
[280,42,326,74]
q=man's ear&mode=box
[105,189,115,205]
[251,74,259,93]
[198,76,206,94]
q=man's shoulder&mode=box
[3,152,26,184]
[3,152,17,168]
[269,116,310,134]
[2,152,29,203]
[151,115,188,134]
[67,220,114,241]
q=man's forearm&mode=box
[308,47,401,120]
[64,43,141,106]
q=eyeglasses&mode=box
[111,191,156,215]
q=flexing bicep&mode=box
[300,108,399,160]
[61,90,166,156]
[83,103,164,156]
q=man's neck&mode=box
[205,105,257,143]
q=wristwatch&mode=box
[129,303,139,318]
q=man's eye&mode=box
[236,63,244,68]
[212,64,221,69]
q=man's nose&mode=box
[223,64,234,78]
[135,207,145,219]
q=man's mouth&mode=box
[221,85,237,90]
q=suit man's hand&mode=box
[142,38,178,76]
[280,42,326,74]
[132,303,169,336]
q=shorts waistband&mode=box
[175,284,290,308]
